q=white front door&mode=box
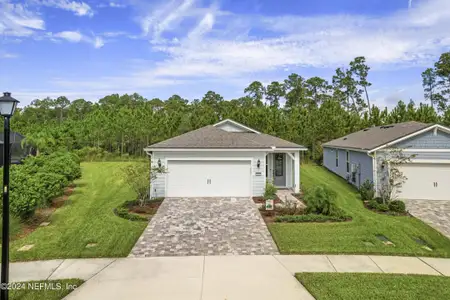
[398,163,450,201]
[166,160,251,197]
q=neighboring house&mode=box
[0,132,28,165]
[144,119,307,198]
[323,121,450,201]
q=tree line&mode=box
[10,52,450,161]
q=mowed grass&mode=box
[269,164,450,257]
[10,162,147,261]
[10,279,83,300]
[296,273,450,300]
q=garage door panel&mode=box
[398,164,450,201]
[166,160,251,197]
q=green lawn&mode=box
[296,273,450,300]
[269,164,450,257]
[10,279,83,300]
[10,162,147,261]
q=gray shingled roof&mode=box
[147,125,305,149]
[323,121,432,151]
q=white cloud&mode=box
[140,0,197,40]
[0,1,45,37]
[45,0,450,103]
[55,30,83,42]
[35,0,94,17]
[53,31,105,48]
[0,52,18,59]
[109,2,126,8]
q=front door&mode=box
[273,153,285,186]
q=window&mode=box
[335,150,339,167]
[346,151,350,173]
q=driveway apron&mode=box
[129,197,279,257]
[405,199,450,239]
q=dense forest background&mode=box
[10,52,450,161]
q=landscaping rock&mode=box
[18,244,34,251]
[383,241,395,246]
[39,222,51,227]
[85,243,98,248]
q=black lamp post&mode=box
[0,92,19,300]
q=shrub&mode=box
[389,200,406,213]
[23,152,81,181]
[374,197,384,204]
[113,207,148,221]
[264,180,277,200]
[367,200,378,210]
[276,199,304,215]
[275,213,351,223]
[304,185,339,216]
[377,203,389,212]
[359,180,375,201]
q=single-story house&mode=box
[323,121,450,201]
[144,119,307,198]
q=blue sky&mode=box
[1,0,449,108]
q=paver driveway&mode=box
[129,197,279,257]
[405,199,450,239]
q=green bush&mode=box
[275,213,351,223]
[4,151,81,220]
[264,180,277,200]
[113,207,148,221]
[367,199,378,210]
[377,203,389,212]
[359,180,375,201]
[389,200,406,213]
[374,197,384,204]
[24,152,81,181]
[304,185,339,216]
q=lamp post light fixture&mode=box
[0,92,19,300]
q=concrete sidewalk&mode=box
[7,255,450,300]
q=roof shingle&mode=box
[322,121,431,151]
[147,125,305,149]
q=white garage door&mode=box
[398,163,450,201]
[166,160,251,197]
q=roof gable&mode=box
[213,119,260,134]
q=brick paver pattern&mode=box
[129,197,279,257]
[405,199,450,239]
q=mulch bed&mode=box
[126,198,164,218]
[362,201,410,216]
[13,184,77,240]
[259,209,290,224]
[253,196,282,204]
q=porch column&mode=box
[294,151,300,193]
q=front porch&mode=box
[266,151,300,193]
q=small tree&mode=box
[378,148,415,203]
[122,163,166,206]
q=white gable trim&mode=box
[213,119,261,134]
[368,124,450,154]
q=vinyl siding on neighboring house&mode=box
[150,151,266,198]
[394,130,450,149]
[323,147,373,188]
